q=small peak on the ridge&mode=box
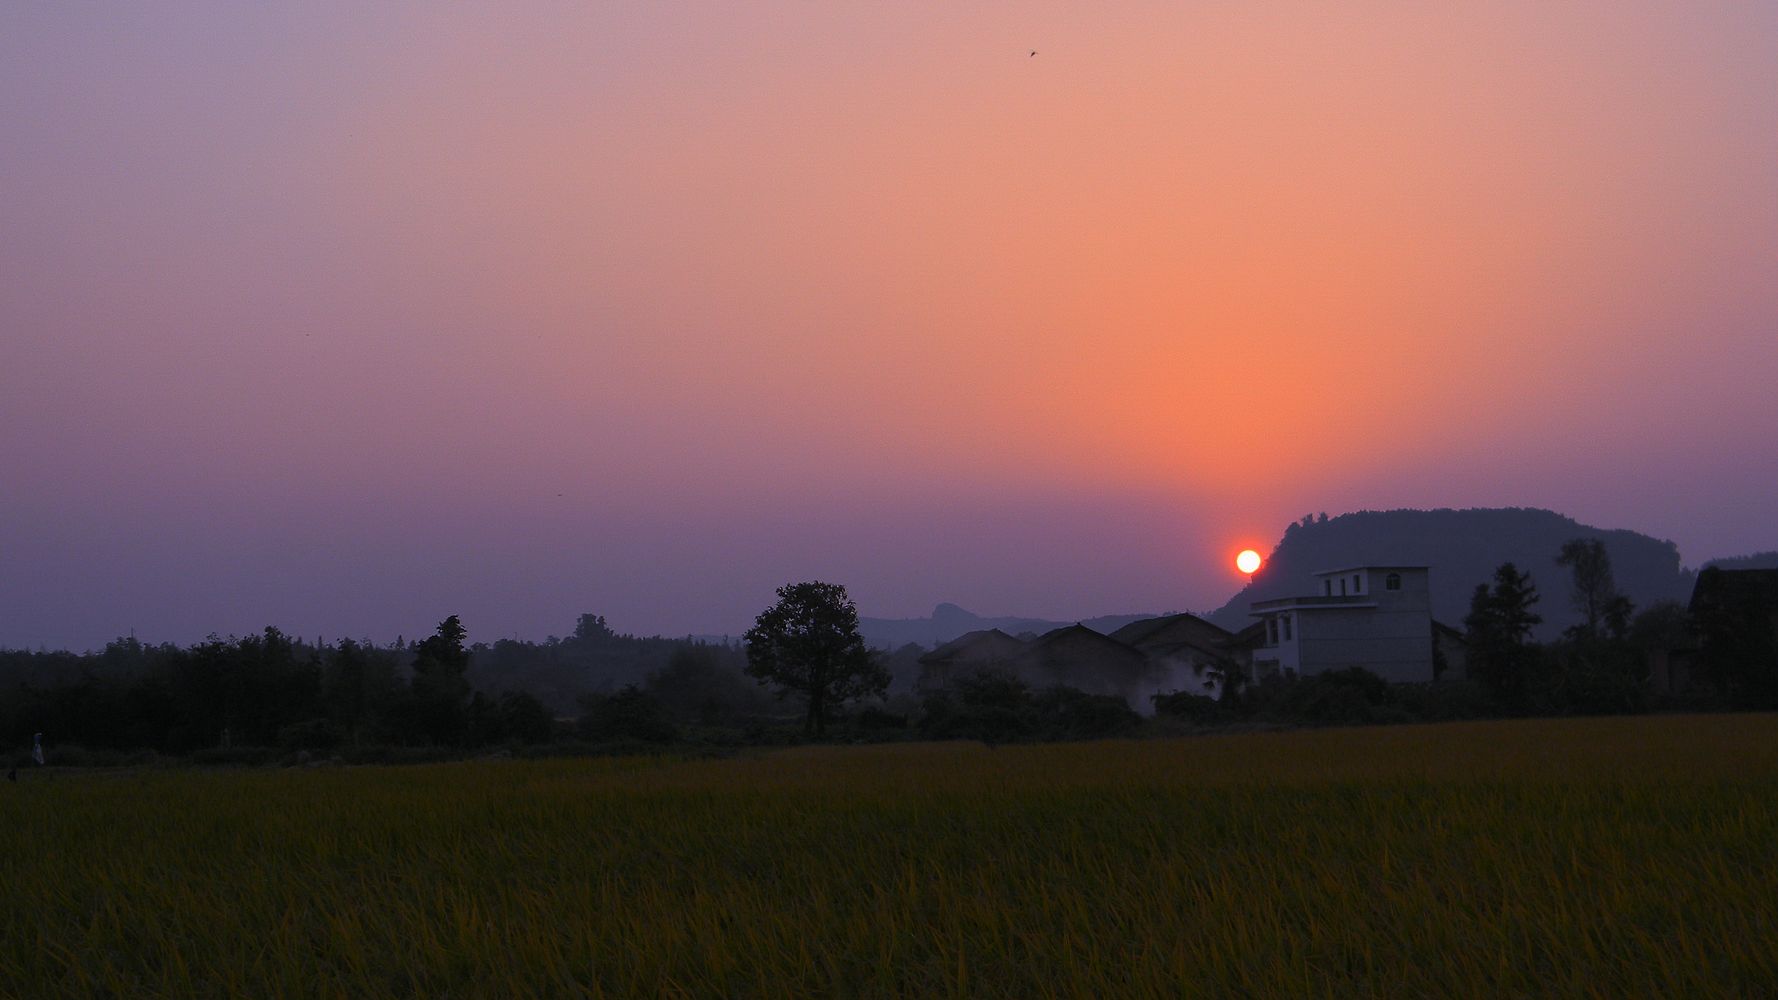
[931,602,980,624]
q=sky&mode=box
[3,3,1775,651]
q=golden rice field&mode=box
[4,715,1777,998]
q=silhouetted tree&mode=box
[411,616,472,745]
[1464,563,1544,710]
[744,581,887,737]
[1556,539,1629,639]
[573,614,615,643]
[1547,542,1645,712]
[1195,654,1250,703]
[322,639,401,749]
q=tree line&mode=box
[4,545,1774,764]
[0,614,776,763]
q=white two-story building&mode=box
[1250,566,1436,683]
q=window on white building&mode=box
[1281,614,1292,641]
[1386,572,1402,591]
[1267,617,1279,645]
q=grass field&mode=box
[3,715,1776,998]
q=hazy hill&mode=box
[1703,551,1778,571]
[858,603,1156,650]
[1205,508,1696,638]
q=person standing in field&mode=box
[32,733,44,767]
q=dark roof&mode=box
[1222,621,1266,650]
[1022,624,1146,662]
[1108,612,1233,650]
[1432,619,1466,640]
[1013,625,1152,696]
[1690,568,1778,614]
[1140,638,1238,664]
[1031,623,1103,644]
[1024,622,1145,654]
[918,628,1027,665]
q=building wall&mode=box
[1145,651,1217,699]
[1261,568,1436,683]
[1252,612,1302,676]
[1018,634,1158,709]
[1296,607,1435,683]
[1308,568,1434,682]
[1434,629,1467,681]
[1360,568,1431,614]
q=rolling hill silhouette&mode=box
[839,508,1763,650]
[1204,507,1695,638]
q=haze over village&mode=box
[4,4,1776,655]
[4,5,1778,994]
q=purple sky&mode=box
[3,3,1775,650]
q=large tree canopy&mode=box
[744,581,888,736]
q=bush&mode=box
[1030,687,1140,740]
[499,691,556,745]
[1543,640,1649,716]
[188,746,285,767]
[919,671,1034,744]
[849,706,909,731]
[1152,691,1230,725]
[278,718,342,751]
[1249,668,1401,726]
[919,672,1138,743]
[1390,679,1496,721]
[577,686,678,743]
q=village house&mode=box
[1108,612,1252,697]
[914,628,1028,693]
[916,624,1163,710]
[1653,566,1778,694]
[1014,625,1159,709]
[1250,566,1439,683]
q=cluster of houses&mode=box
[917,564,1464,710]
[917,562,1778,709]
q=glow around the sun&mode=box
[1236,549,1262,575]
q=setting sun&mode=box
[1236,549,1262,575]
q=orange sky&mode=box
[2,3,1775,646]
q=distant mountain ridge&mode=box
[1205,507,1698,638]
[702,511,1770,651]
[857,603,1157,650]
